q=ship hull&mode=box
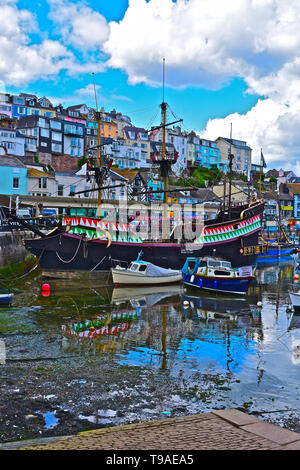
[24,201,265,278]
[25,229,260,279]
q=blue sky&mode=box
[1,0,300,169]
[2,0,260,133]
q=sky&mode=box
[1,0,300,170]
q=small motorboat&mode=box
[0,293,13,305]
[111,252,182,287]
[182,257,254,295]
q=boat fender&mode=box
[257,301,262,308]
[190,275,194,283]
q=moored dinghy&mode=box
[182,257,254,295]
[111,252,182,287]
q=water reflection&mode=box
[3,260,300,425]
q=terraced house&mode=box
[216,137,252,175]
[194,138,227,172]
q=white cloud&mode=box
[0,0,104,87]
[48,0,110,50]
[101,0,300,167]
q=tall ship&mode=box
[15,64,265,278]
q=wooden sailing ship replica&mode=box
[16,63,265,278]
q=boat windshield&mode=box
[208,261,222,268]
[129,263,139,271]
[221,261,231,269]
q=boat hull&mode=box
[182,273,253,295]
[0,294,13,304]
[111,268,182,286]
[23,201,265,277]
[24,229,261,278]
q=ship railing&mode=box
[111,259,129,269]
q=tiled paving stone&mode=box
[18,412,290,451]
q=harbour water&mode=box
[1,254,300,443]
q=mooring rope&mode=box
[55,237,82,264]
[90,256,107,272]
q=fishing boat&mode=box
[13,62,265,278]
[111,252,182,286]
[182,257,254,295]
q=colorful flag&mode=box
[261,149,267,168]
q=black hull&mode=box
[24,200,265,278]
[25,231,259,277]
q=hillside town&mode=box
[0,91,299,239]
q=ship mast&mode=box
[161,58,168,240]
[92,72,102,218]
[228,123,234,220]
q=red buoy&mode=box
[42,283,51,291]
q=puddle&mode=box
[43,412,59,430]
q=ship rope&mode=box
[55,237,83,264]
[89,255,107,272]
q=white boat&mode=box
[289,292,300,309]
[111,252,182,287]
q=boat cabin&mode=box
[182,257,239,278]
[127,261,148,274]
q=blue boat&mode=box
[182,257,254,295]
[0,293,13,305]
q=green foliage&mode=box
[269,177,277,183]
[171,166,223,188]
[77,156,87,169]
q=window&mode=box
[38,118,46,128]
[50,120,61,130]
[13,177,19,189]
[52,132,62,142]
[41,142,48,147]
[13,97,25,105]
[39,177,47,189]
[17,107,26,114]
[41,129,49,138]
[58,184,64,196]
[52,143,62,153]
[84,187,89,197]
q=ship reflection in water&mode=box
[4,260,300,422]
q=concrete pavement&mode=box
[0,409,295,450]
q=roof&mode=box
[286,183,300,195]
[111,168,145,184]
[27,168,54,178]
[108,169,128,182]
[265,169,279,178]
[0,155,25,168]
[217,137,251,151]
[123,126,148,140]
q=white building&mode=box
[0,128,25,157]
